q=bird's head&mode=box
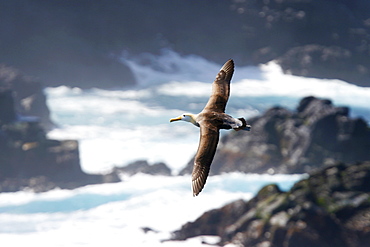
[170,113,198,126]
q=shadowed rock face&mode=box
[1,0,370,86]
[0,90,16,123]
[172,161,370,247]
[0,90,120,193]
[180,96,370,176]
[0,65,53,129]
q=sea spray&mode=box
[6,50,370,246]
[46,51,370,173]
[0,173,303,246]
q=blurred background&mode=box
[0,1,369,246]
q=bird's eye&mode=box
[183,115,186,117]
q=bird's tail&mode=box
[235,118,251,131]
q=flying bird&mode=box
[170,59,251,196]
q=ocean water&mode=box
[45,50,370,174]
[0,173,302,247]
[1,50,370,246]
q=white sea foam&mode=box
[0,173,303,246]
[154,61,370,109]
[47,124,199,174]
[122,50,370,109]
[45,51,370,174]
[121,49,224,86]
[7,50,369,246]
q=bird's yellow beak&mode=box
[170,116,182,122]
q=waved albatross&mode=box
[170,59,251,196]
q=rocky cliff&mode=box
[0,0,369,87]
[232,0,370,86]
[172,161,370,247]
[0,90,119,193]
[180,96,370,175]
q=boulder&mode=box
[0,64,54,130]
[180,96,370,175]
[172,161,370,247]
[115,160,172,176]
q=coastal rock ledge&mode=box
[180,96,370,175]
[172,161,370,247]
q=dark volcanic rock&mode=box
[0,64,54,129]
[172,161,370,247]
[1,1,370,86]
[115,160,172,176]
[231,0,370,86]
[180,96,370,175]
[0,90,16,123]
[0,90,120,193]
[277,45,365,85]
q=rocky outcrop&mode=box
[277,45,368,86]
[231,0,370,86]
[0,90,16,123]
[115,160,172,176]
[172,161,370,247]
[180,96,370,175]
[0,90,120,193]
[1,1,369,87]
[0,64,53,129]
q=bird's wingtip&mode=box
[192,189,201,197]
[220,59,234,76]
[192,178,204,197]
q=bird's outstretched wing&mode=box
[203,59,234,113]
[192,123,220,196]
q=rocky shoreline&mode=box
[1,81,370,193]
[0,74,120,193]
[180,96,370,176]
[172,96,370,246]
[172,161,370,246]
[1,62,370,247]
[0,3,369,243]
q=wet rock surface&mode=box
[180,96,370,175]
[172,161,370,247]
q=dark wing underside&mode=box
[191,60,234,196]
[192,123,220,196]
[203,59,234,113]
